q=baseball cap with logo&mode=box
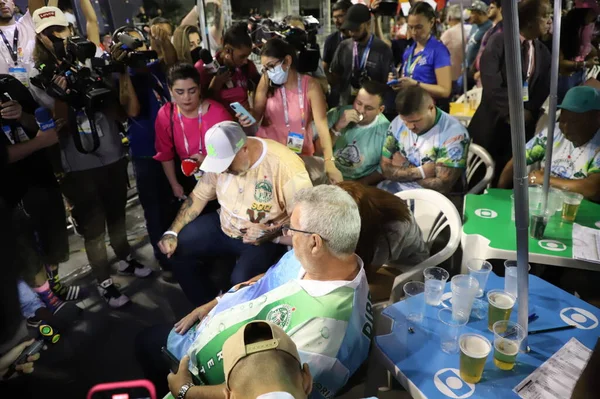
[341,4,371,31]
[33,6,69,34]
[199,121,247,174]
[223,321,302,389]
[558,86,600,113]
[469,0,489,14]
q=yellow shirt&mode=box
[193,138,313,238]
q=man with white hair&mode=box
[441,5,471,84]
[137,185,372,399]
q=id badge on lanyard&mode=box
[1,28,29,87]
[178,105,203,158]
[523,42,534,103]
[351,35,373,95]
[282,75,305,154]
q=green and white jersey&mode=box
[167,250,372,399]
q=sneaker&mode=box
[46,265,88,302]
[117,256,153,278]
[97,278,130,308]
[35,282,66,314]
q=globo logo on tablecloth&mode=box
[560,307,599,330]
[474,209,498,219]
[434,368,475,398]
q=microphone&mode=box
[34,107,56,132]
[200,49,220,73]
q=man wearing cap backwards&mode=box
[498,86,600,202]
[158,122,313,306]
[139,185,370,399]
[465,0,492,72]
[329,3,394,106]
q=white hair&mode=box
[446,5,463,22]
[293,185,361,257]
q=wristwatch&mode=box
[177,382,195,399]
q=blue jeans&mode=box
[17,279,44,319]
[132,157,175,270]
[171,212,280,306]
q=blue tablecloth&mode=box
[375,273,600,399]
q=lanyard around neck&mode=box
[177,104,203,156]
[281,74,305,132]
[353,35,374,72]
[0,27,19,65]
[404,38,429,78]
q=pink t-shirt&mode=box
[154,99,232,162]
[256,74,315,156]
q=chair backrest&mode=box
[390,189,462,302]
[466,143,495,195]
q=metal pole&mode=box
[501,0,529,350]
[326,0,331,35]
[197,0,210,52]
[459,1,468,96]
[542,0,562,212]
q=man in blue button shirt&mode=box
[466,1,493,73]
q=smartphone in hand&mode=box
[230,102,257,125]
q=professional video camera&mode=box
[112,27,159,69]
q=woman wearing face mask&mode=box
[244,38,343,183]
[558,4,599,103]
[154,63,232,199]
[387,2,452,112]
[194,23,260,113]
[172,25,201,64]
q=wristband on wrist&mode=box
[417,166,426,179]
[163,230,178,238]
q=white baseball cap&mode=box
[33,7,69,34]
[200,121,247,173]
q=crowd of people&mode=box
[1,0,600,398]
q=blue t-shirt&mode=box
[402,36,451,85]
[127,63,170,158]
[466,20,493,68]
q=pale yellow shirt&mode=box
[193,138,313,238]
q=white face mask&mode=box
[267,63,289,85]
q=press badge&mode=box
[522,82,529,102]
[286,132,304,154]
[8,66,28,88]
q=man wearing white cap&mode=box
[0,0,46,86]
[158,122,313,306]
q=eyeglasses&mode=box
[282,224,327,240]
[262,59,283,72]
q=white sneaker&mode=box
[117,256,153,278]
[97,278,130,308]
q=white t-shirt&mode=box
[64,12,77,26]
[0,12,37,85]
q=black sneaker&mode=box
[46,265,88,302]
[117,256,153,278]
[97,278,130,308]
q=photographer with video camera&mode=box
[112,24,179,280]
[30,6,152,309]
[194,22,260,114]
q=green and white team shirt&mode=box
[166,250,373,399]
[525,123,600,179]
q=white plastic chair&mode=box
[466,143,495,195]
[387,189,463,303]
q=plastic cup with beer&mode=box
[423,267,449,306]
[459,333,491,384]
[403,281,425,323]
[487,289,516,331]
[561,191,584,223]
[467,259,493,298]
[492,320,525,371]
[504,261,531,299]
[451,275,479,323]
[438,308,467,354]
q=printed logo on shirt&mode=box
[250,202,272,212]
[265,304,295,331]
[418,56,428,66]
[254,178,274,203]
[551,158,575,179]
[335,143,363,168]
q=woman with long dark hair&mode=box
[243,38,343,183]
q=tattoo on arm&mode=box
[381,163,422,182]
[170,196,201,232]
[419,165,463,194]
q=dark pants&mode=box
[172,212,280,306]
[132,157,176,270]
[135,324,172,397]
[60,158,131,283]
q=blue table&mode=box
[374,273,600,399]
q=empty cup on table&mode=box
[529,208,551,239]
[451,274,479,323]
[438,308,467,354]
[487,289,515,331]
[403,281,426,323]
[467,259,493,298]
[504,261,531,299]
[423,267,449,306]
[459,333,491,384]
[493,320,525,371]
[561,191,584,223]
